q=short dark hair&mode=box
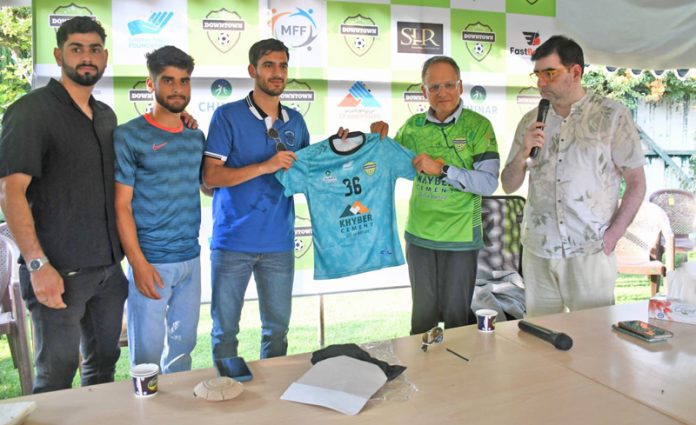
[531,35,585,74]
[421,55,461,82]
[56,16,106,49]
[146,45,195,78]
[248,38,289,67]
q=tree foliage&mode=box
[0,6,32,122]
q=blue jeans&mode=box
[210,249,294,360]
[19,263,128,393]
[127,256,201,373]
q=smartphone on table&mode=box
[612,320,674,343]
[215,356,253,382]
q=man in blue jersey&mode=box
[203,39,310,360]
[114,46,205,373]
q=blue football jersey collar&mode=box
[246,91,290,130]
[328,131,366,156]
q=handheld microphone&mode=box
[529,98,550,159]
[518,320,573,351]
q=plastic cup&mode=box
[476,309,498,332]
[131,363,159,397]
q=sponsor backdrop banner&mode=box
[33,0,557,300]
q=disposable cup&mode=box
[476,309,498,333]
[131,363,159,397]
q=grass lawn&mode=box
[0,274,658,399]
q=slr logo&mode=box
[511,31,541,56]
[128,81,152,116]
[202,8,245,53]
[48,3,95,28]
[280,79,315,117]
[340,14,379,57]
[462,21,496,62]
[269,7,318,51]
[397,22,443,54]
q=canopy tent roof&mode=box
[557,0,696,69]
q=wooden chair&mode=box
[615,202,675,296]
[0,232,34,394]
[649,189,696,258]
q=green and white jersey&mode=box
[395,103,500,251]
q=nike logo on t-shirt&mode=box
[152,142,168,151]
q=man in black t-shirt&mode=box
[0,17,127,393]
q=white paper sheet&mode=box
[281,355,387,415]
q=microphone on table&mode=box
[529,98,550,159]
[518,320,573,351]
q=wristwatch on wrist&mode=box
[440,164,450,178]
[27,256,49,273]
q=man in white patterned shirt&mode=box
[501,35,646,317]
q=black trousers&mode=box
[20,263,128,393]
[406,243,478,335]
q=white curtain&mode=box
[557,0,696,69]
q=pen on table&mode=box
[446,348,470,362]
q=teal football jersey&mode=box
[276,132,415,279]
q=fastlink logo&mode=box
[48,4,95,28]
[397,22,443,54]
[510,31,541,56]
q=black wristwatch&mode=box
[440,164,450,178]
[27,256,49,273]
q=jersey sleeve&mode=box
[113,126,137,187]
[384,136,416,181]
[205,107,234,162]
[275,149,309,196]
[0,99,48,178]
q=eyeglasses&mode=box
[530,67,570,83]
[267,128,287,152]
[423,80,461,94]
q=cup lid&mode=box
[131,363,159,377]
[475,309,498,317]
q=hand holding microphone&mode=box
[518,320,573,351]
[529,98,550,159]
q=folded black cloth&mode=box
[311,343,406,381]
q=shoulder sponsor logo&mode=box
[48,3,95,28]
[342,161,354,170]
[323,170,337,184]
[280,79,315,116]
[397,21,443,54]
[269,7,318,51]
[339,81,380,108]
[152,142,168,151]
[202,8,245,53]
[362,162,377,176]
[511,31,541,56]
[462,21,496,62]
[340,14,379,57]
[129,81,152,115]
[128,11,173,36]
